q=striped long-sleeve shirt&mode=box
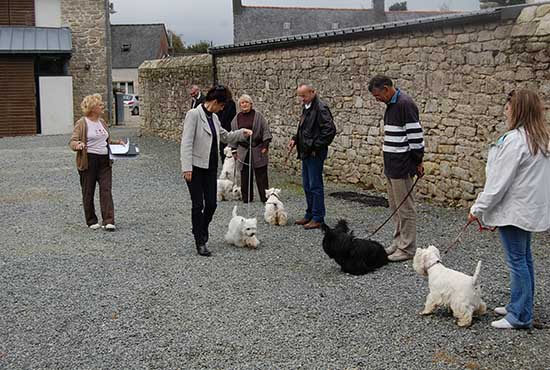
[383,89,424,179]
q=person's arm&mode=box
[259,113,272,153]
[220,126,251,145]
[313,104,336,150]
[470,133,523,218]
[69,120,85,151]
[180,110,198,176]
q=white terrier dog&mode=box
[217,179,234,201]
[264,188,288,226]
[219,146,236,182]
[217,179,242,201]
[225,206,259,249]
[413,245,486,327]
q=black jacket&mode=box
[293,96,336,159]
[218,99,236,131]
[191,92,205,109]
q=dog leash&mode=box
[233,135,254,217]
[444,218,496,254]
[367,176,421,238]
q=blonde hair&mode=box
[238,94,253,106]
[507,89,550,156]
[81,94,104,116]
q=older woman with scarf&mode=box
[230,94,272,203]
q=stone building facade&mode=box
[138,55,213,140]
[61,0,112,122]
[140,4,550,206]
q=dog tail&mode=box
[472,260,482,287]
[232,205,238,218]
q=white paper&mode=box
[109,139,129,154]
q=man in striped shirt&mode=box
[368,75,425,262]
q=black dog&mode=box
[321,220,388,275]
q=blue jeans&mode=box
[301,148,327,223]
[498,225,534,328]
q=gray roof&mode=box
[0,27,72,54]
[233,5,453,44]
[111,24,169,69]
[211,5,527,55]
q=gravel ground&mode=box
[1,127,549,369]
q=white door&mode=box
[39,76,74,135]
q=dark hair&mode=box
[368,75,393,92]
[205,85,228,104]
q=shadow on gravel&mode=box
[329,191,389,207]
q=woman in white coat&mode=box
[181,85,252,257]
[469,89,550,329]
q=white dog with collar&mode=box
[413,245,486,327]
[264,188,288,226]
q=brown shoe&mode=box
[295,218,311,225]
[303,220,322,230]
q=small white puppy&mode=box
[413,245,486,327]
[264,188,288,226]
[219,146,236,183]
[225,206,259,249]
[231,185,242,201]
[217,179,235,201]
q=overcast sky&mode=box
[110,0,481,46]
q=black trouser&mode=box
[78,153,114,226]
[241,152,269,203]
[186,166,217,246]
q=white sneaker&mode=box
[103,224,116,231]
[89,223,101,230]
[491,318,514,329]
[494,307,507,316]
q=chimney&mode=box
[373,0,386,22]
[233,0,242,15]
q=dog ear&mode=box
[320,223,330,233]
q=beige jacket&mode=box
[69,117,114,171]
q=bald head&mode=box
[297,84,316,105]
[190,85,200,98]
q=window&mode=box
[113,81,134,94]
[121,43,131,51]
[283,22,291,30]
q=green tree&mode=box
[184,41,212,54]
[167,30,185,54]
[389,1,407,11]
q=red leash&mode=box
[444,218,496,254]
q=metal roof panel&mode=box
[0,27,72,54]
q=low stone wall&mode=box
[216,4,550,206]
[138,4,550,206]
[138,55,212,140]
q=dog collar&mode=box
[268,193,280,200]
[426,260,440,272]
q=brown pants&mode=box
[241,152,269,203]
[78,153,114,226]
[386,176,416,255]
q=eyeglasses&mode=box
[506,90,515,103]
[214,85,226,92]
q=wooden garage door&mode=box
[0,0,35,26]
[0,57,37,136]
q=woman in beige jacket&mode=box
[69,94,124,231]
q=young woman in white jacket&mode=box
[469,89,550,329]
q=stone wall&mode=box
[138,55,213,140]
[61,0,111,122]
[139,4,550,206]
